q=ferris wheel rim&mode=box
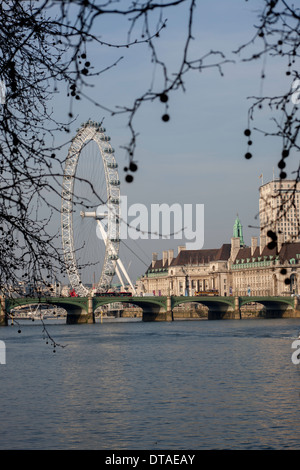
[61,120,120,297]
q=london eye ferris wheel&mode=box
[61,120,135,297]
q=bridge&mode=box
[1,294,299,325]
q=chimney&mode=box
[277,232,284,253]
[260,235,266,255]
[162,251,168,266]
[152,252,158,268]
[230,237,240,261]
[168,249,174,265]
[178,245,186,255]
[251,236,258,256]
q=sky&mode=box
[48,0,299,285]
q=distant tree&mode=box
[0,0,298,297]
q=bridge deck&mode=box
[3,295,296,313]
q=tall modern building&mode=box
[259,179,300,242]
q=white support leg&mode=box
[95,219,136,294]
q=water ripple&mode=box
[1,318,300,449]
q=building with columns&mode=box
[138,244,231,297]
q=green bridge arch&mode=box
[239,296,295,308]
[93,296,171,322]
[5,296,91,324]
[171,295,238,319]
[171,296,236,309]
[239,296,296,317]
[93,295,168,311]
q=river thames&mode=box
[1,317,300,450]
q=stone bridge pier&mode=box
[0,297,7,326]
[65,299,94,324]
[207,302,241,320]
[137,295,173,321]
[142,305,173,322]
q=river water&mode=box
[1,317,300,450]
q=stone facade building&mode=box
[137,216,300,298]
[138,244,231,297]
[229,234,300,296]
